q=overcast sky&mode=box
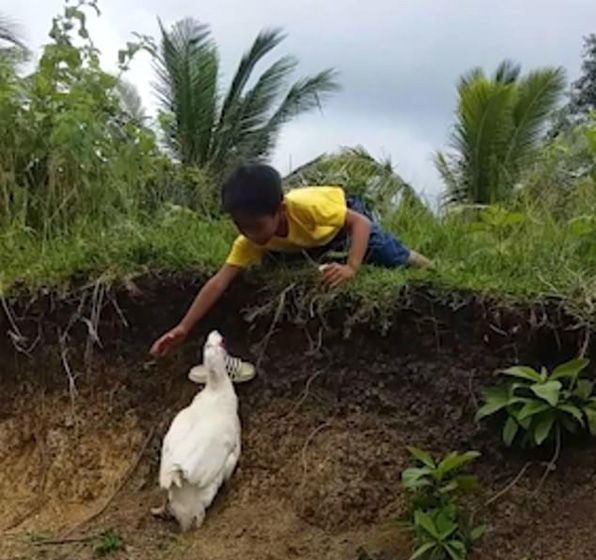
[5,0,596,205]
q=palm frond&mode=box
[332,147,415,214]
[494,59,521,84]
[440,60,565,205]
[209,55,298,170]
[451,76,515,203]
[504,67,566,169]
[283,154,328,186]
[217,29,286,131]
[0,14,29,65]
[154,18,218,164]
[460,67,485,89]
[115,79,146,124]
[245,69,340,160]
[434,151,464,204]
[150,21,338,175]
[284,145,421,216]
[0,14,26,50]
[237,57,299,131]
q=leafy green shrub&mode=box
[476,359,596,447]
[402,448,484,560]
[0,1,223,237]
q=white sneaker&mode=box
[188,352,256,384]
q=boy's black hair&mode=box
[221,164,283,217]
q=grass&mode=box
[0,207,234,294]
[93,529,123,557]
[2,196,595,325]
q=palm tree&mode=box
[116,78,147,125]
[284,146,425,219]
[436,60,566,205]
[154,18,339,174]
[0,15,24,47]
[0,14,28,63]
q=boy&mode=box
[150,164,431,370]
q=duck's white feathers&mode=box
[159,387,240,491]
[156,330,241,531]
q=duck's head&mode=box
[203,330,227,378]
[205,330,225,350]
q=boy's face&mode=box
[232,209,281,246]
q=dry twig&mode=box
[255,282,296,369]
[532,426,561,497]
[281,370,324,419]
[300,422,332,489]
[485,462,532,506]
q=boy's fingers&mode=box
[330,275,346,288]
[324,269,343,286]
[321,263,340,281]
[151,342,164,356]
[150,333,175,356]
[322,266,338,282]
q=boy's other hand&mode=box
[320,263,357,288]
[150,324,189,357]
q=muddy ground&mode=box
[1,276,595,560]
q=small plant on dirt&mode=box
[409,505,484,560]
[402,448,485,560]
[93,529,123,557]
[402,447,480,510]
[27,530,53,543]
[475,359,596,449]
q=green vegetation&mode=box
[402,448,484,560]
[285,146,422,219]
[476,359,596,448]
[155,20,338,175]
[402,448,480,509]
[553,34,596,132]
[93,529,123,556]
[0,1,595,335]
[569,34,596,117]
[435,60,566,205]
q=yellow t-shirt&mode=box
[226,186,347,268]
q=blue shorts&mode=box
[346,195,410,268]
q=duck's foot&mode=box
[151,498,170,519]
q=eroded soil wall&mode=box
[1,276,594,560]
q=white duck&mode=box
[152,330,241,531]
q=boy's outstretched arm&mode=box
[150,264,242,356]
[322,209,371,288]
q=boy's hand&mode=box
[150,324,189,357]
[320,263,357,288]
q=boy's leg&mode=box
[346,195,432,269]
[366,226,411,268]
[407,250,433,269]
[368,231,433,269]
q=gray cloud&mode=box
[5,0,596,204]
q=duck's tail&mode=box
[168,465,185,488]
